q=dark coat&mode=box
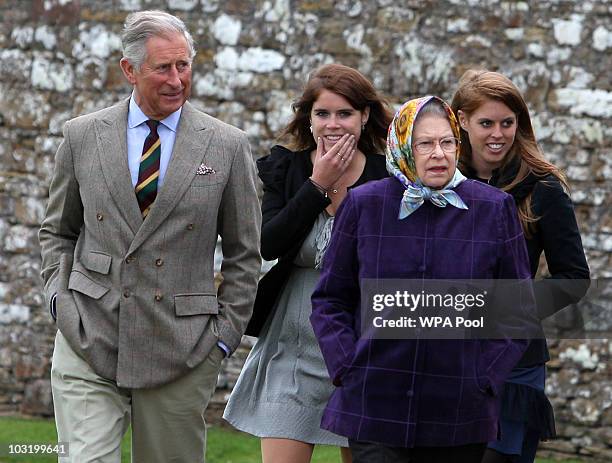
[310,177,530,448]
[246,145,388,336]
[467,160,590,366]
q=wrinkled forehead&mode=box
[410,97,459,138]
[412,116,455,140]
[392,96,436,146]
[144,32,191,61]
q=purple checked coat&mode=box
[310,177,531,448]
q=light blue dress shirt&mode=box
[127,95,181,188]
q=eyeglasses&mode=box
[412,137,460,156]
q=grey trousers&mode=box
[51,330,224,463]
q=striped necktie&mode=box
[135,120,161,218]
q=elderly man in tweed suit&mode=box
[39,10,261,463]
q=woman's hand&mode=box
[311,134,356,190]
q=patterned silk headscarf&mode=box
[386,95,469,219]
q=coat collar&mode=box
[95,98,141,233]
[95,99,215,248]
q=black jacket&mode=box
[246,145,388,336]
[467,159,590,366]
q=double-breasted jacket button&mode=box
[186,223,194,230]
[96,213,104,221]
[155,258,164,267]
[123,290,131,298]
[125,255,135,264]
[154,293,163,302]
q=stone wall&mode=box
[0,0,610,460]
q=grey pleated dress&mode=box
[223,213,347,447]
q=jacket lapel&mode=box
[95,99,143,235]
[127,102,214,254]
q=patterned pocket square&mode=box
[196,164,216,175]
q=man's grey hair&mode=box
[122,10,196,70]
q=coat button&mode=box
[123,290,131,298]
[155,258,163,267]
[96,213,103,221]
[154,293,163,302]
[125,255,135,264]
[187,223,194,230]
[418,264,426,272]
[406,390,414,397]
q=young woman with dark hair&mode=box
[224,63,392,463]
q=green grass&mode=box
[0,416,586,462]
[0,417,339,463]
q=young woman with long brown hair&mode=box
[224,63,392,463]
[451,70,590,463]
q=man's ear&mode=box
[120,58,137,85]
[457,110,468,130]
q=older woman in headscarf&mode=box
[311,96,532,463]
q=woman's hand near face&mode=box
[311,134,356,190]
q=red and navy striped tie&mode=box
[135,120,161,218]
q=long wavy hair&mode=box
[451,69,568,236]
[280,63,392,155]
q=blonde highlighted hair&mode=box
[451,69,568,236]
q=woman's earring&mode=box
[309,125,313,133]
[361,122,366,132]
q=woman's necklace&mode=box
[331,153,365,194]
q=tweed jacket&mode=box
[39,99,262,388]
[311,177,530,447]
